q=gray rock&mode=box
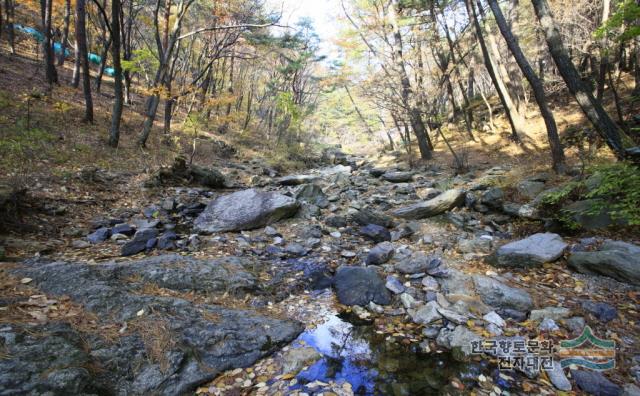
[7,257,302,395]
[572,370,621,396]
[385,275,405,294]
[564,199,626,230]
[458,236,493,254]
[421,276,439,290]
[87,227,111,244]
[112,223,135,236]
[581,300,617,323]
[333,266,391,306]
[360,224,391,243]
[561,316,586,334]
[121,228,160,256]
[539,318,559,331]
[483,311,506,327]
[494,233,567,267]
[366,242,395,265]
[285,243,309,257]
[622,384,640,396]
[480,187,504,209]
[568,240,640,285]
[400,293,418,309]
[194,189,299,233]
[325,215,347,228]
[391,189,465,219]
[548,361,571,391]
[281,347,321,374]
[530,307,571,322]
[473,275,533,311]
[436,307,469,325]
[349,207,394,228]
[410,301,443,325]
[295,184,329,208]
[437,325,481,358]
[395,253,442,274]
[517,181,545,199]
[381,171,414,183]
[277,174,320,186]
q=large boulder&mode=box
[568,240,640,286]
[194,189,299,233]
[473,275,533,312]
[493,233,567,267]
[563,200,627,230]
[7,257,302,395]
[147,156,225,188]
[333,266,391,306]
[391,189,465,219]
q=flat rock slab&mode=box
[381,171,414,183]
[568,240,640,286]
[276,174,320,186]
[391,189,465,219]
[5,257,302,395]
[333,266,391,306]
[473,275,533,312]
[194,189,299,233]
[494,233,567,267]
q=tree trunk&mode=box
[95,38,112,93]
[109,0,124,147]
[488,0,566,173]
[596,0,611,102]
[388,0,432,160]
[41,0,58,85]
[4,0,15,54]
[345,85,374,136]
[75,0,93,122]
[465,0,525,142]
[531,0,628,159]
[58,0,71,66]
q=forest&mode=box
[0,0,639,395]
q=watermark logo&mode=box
[557,326,615,370]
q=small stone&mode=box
[400,293,418,309]
[547,361,571,391]
[87,227,111,244]
[360,224,391,243]
[539,318,559,332]
[330,231,341,238]
[581,300,617,323]
[421,276,439,290]
[385,276,405,294]
[410,301,442,325]
[530,307,571,322]
[366,242,395,265]
[72,240,91,249]
[483,311,506,328]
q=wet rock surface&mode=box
[5,256,302,395]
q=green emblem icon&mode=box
[558,326,615,370]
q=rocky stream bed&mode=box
[1,153,640,395]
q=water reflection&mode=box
[292,312,482,395]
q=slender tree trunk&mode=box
[76,0,93,122]
[597,0,611,102]
[4,0,15,54]
[488,0,566,173]
[345,85,374,136]
[465,0,524,142]
[95,38,112,93]
[109,0,124,147]
[41,0,58,85]
[389,0,432,159]
[58,0,71,66]
[531,0,629,159]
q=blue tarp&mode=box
[53,42,71,57]
[104,67,115,77]
[15,24,45,42]
[88,53,102,65]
